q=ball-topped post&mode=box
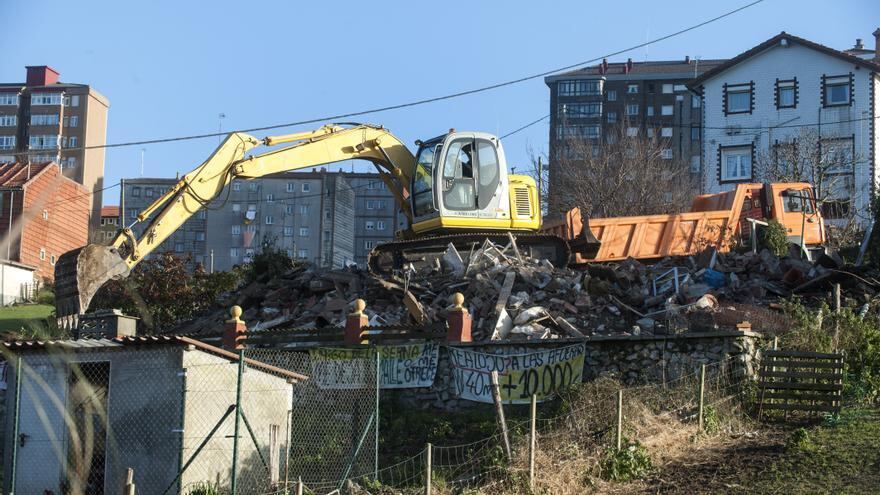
[345,298,370,345]
[223,305,247,350]
[450,292,466,312]
[351,299,366,316]
[447,292,472,343]
[229,305,243,322]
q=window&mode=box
[661,127,673,138]
[195,232,205,241]
[265,215,274,225]
[0,94,18,106]
[377,220,386,230]
[174,243,185,252]
[285,204,294,215]
[131,187,141,197]
[647,128,655,138]
[377,200,386,209]
[230,248,239,258]
[31,92,62,105]
[607,111,617,123]
[299,227,310,237]
[63,95,80,107]
[302,183,311,192]
[606,90,617,101]
[557,125,600,139]
[661,149,673,159]
[673,84,687,92]
[66,136,77,149]
[627,84,639,93]
[647,83,655,93]
[298,249,309,259]
[30,114,59,126]
[232,225,241,235]
[724,83,752,114]
[42,210,48,220]
[70,115,79,127]
[232,203,241,212]
[692,95,700,108]
[299,204,309,215]
[50,254,56,265]
[63,156,77,169]
[248,182,258,192]
[626,104,639,116]
[0,136,15,150]
[365,240,375,250]
[0,115,16,126]
[775,79,797,109]
[283,226,294,236]
[39,248,45,260]
[232,181,241,191]
[558,103,602,118]
[690,155,701,174]
[557,80,602,96]
[646,106,654,117]
[822,138,854,174]
[721,146,752,181]
[368,180,376,189]
[823,75,851,106]
[129,209,138,219]
[662,84,673,94]
[626,127,639,137]
[691,126,700,140]
[245,224,256,233]
[286,249,294,258]
[365,220,375,230]
[28,135,59,149]
[247,203,257,212]
[325,209,332,220]
[661,105,673,116]
[366,200,376,210]
[286,182,294,192]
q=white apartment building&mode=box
[689,31,880,224]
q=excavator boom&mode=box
[55,124,416,322]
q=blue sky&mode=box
[3,0,878,205]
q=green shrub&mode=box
[761,219,790,257]
[187,481,225,495]
[598,439,653,482]
[702,404,721,435]
[245,237,294,283]
[36,289,54,305]
[786,427,814,452]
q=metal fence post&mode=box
[231,349,245,494]
[425,442,433,495]
[616,389,623,450]
[529,394,537,490]
[374,346,381,481]
[124,468,136,495]
[10,355,22,494]
[698,364,706,432]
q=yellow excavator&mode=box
[54,124,572,319]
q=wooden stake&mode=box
[529,394,537,490]
[425,443,433,495]
[490,370,513,460]
[698,364,706,432]
[616,389,623,450]
[295,477,304,495]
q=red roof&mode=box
[101,205,120,217]
[0,162,54,188]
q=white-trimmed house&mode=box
[689,30,880,225]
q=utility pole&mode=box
[120,179,125,227]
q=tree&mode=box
[754,128,865,248]
[541,120,699,218]
[88,252,241,333]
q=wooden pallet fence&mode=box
[758,350,844,418]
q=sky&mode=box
[3,0,878,206]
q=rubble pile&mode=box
[173,236,880,341]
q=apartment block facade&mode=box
[95,205,120,243]
[544,57,725,214]
[689,31,880,224]
[0,162,91,280]
[0,66,109,229]
[121,171,402,271]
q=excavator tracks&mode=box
[368,232,571,275]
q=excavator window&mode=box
[476,139,500,209]
[443,139,477,210]
[412,143,438,217]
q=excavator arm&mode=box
[55,124,416,321]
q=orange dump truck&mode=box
[543,183,826,264]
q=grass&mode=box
[0,304,56,337]
[747,408,880,494]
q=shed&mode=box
[1,335,307,494]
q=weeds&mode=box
[598,439,654,482]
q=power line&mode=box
[14,0,764,156]
[501,114,551,139]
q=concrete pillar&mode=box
[446,292,472,343]
[345,299,369,345]
[223,305,247,350]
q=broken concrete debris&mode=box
[171,237,880,342]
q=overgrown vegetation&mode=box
[760,219,790,258]
[0,303,63,340]
[185,481,225,495]
[244,237,295,284]
[598,439,654,482]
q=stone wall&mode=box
[390,331,762,411]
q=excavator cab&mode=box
[409,131,540,234]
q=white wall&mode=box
[0,263,35,306]
[700,40,877,221]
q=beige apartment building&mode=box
[0,66,109,229]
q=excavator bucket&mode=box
[54,244,131,321]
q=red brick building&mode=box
[0,162,90,280]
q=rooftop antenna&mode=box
[140,148,145,176]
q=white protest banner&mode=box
[448,344,585,404]
[309,343,439,390]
